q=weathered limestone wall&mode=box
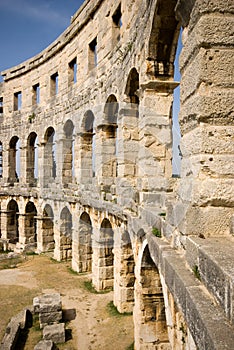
[0,0,233,349]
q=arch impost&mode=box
[140,80,179,94]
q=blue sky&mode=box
[0,0,181,174]
[0,0,85,76]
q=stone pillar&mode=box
[76,133,93,186]
[18,214,27,245]
[92,227,114,291]
[113,229,135,313]
[138,81,178,209]
[0,211,9,239]
[72,218,92,273]
[116,102,139,209]
[36,216,55,254]
[95,125,117,191]
[19,145,27,184]
[175,0,234,237]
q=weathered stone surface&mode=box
[43,323,65,344]
[33,293,62,314]
[39,311,63,329]
[34,340,55,350]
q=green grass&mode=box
[126,342,134,350]
[83,280,112,294]
[192,265,201,280]
[152,227,161,238]
[107,301,133,317]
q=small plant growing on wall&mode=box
[192,265,201,280]
[152,227,161,238]
[28,112,36,123]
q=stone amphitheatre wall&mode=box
[0,0,233,349]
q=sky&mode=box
[0,0,85,78]
[0,0,181,174]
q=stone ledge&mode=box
[186,236,234,324]
[147,234,234,350]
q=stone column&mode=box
[113,229,135,313]
[175,0,234,237]
[0,210,9,239]
[116,101,139,209]
[92,227,114,291]
[76,133,93,186]
[138,81,178,209]
[36,216,55,254]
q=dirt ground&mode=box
[0,253,134,349]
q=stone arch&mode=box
[26,132,38,185]
[62,119,74,186]
[79,111,95,183]
[77,212,93,272]
[0,141,2,178]
[60,206,72,261]
[43,127,56,187]
[7,199,19,243]
[134,244,170,349]
[9,136,20,183]
[147,0,180,77]
[25,201,37,244]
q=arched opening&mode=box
[147,0,179,77]
[62,120,74,186]
[80,111,95,183]
[7,200,19,243]
[114,230,135,313]
[78,212,93,272]
[42,204,55,252]
[100,218,114,287]
[134,245,169,349]
[9,136,20,183]
[60,207,72,261]
[43,127,56,187]
[26,132,38,185]
[25,201,37,244]
[0,141,2,178]
[125,68,139,105]
[103,95,119,178]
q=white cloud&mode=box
[0,0,69,27]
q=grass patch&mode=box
[107,301,132,317]
[152,227,161,238]
[25,251,38,256]
[67,267,79,275]
[83,280,112,294]
[0,256,26,270]
[192,265,201,280]
[126,342,134,350]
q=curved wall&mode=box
[0,0,234,349]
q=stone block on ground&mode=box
[34,340,55,350]
[43,323,66,344]
[39,311,63,329]
[33,293,62,314]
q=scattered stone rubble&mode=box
[0,293,66,350]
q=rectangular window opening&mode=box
[14,91,22,111]
[33,83,40,104]
[89,37,98,70]
[51,72,59,96]
[69,58,77,85]
[112,4,122,45]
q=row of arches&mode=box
[1,68,140,188]
[0,196,194,348]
